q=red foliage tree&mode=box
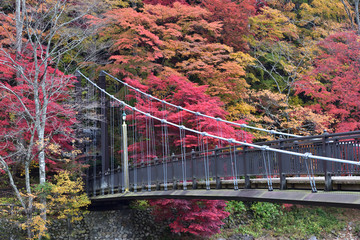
[0,45,77,172]
[98,2,251,106]
[295,31,360,132]
[149,199,229,237]
[143,0,188,5]
[125,74,252,161]
[202,0,256,51]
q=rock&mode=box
[5,208,167,240]
[243,235,254,240]
[308,236,317,240]
[228,234,254,240]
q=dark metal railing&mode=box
[85,131,360,196]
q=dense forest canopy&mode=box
[0,0,359,238]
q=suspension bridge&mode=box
[76,71,360,208]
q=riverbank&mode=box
[212,202,360,240]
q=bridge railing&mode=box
[85,131,360,195]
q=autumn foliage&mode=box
[143,0,187,5]
[296,32,360,132]
[125,74,252,158]
[89,1,360,237]
[202,0,256,51]
[0,21,77,171]
[97,2,252,108]
[1,0,360,238]
[149,199,229,236]
[0,1,90,238]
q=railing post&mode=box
[100,171,104,195]
[141,161,146,191]
[98,71,110,190]
[154,157,160,190]
[334,139,341,174]
[293,140,300,177]
[133,163,138,193]
[93,155,98,196]
[278,137,286,190]
[243,146,250,189]
[172,153,178,190]
[122,113,130,192]
[215,146,222,189]
[322,130,332,191]
[117,165,121,193]
[191,149,197,189]
[106,168,111,194]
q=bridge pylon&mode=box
[122,112,130,193]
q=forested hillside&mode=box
[0,0,359,239]
[72,0,360,140]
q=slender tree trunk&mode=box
[341,0,360,34]
[15,3,34,237]
[38,131,46,185]
[38,74,50,239]
[14,0,24,88]
[355,0,360,34]
[32,57,47,239]
[341,0,355,30]
[37,126,47,240]
[15,0,23,56]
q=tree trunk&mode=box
[37,126,47,240]
[15,0,23,55]
[355,0,360,34]
[341,0,355,30]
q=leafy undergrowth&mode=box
[0,197,18,205]
[213,201,351,240]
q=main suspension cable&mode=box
[102,71,300,138]
[78,71,360,166]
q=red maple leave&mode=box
[123,74,252,163]
[296,32,360,132]
[149,198,229,237]
[0,44,78,173]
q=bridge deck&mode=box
[90,176,360,208]
[90,189,360,208]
